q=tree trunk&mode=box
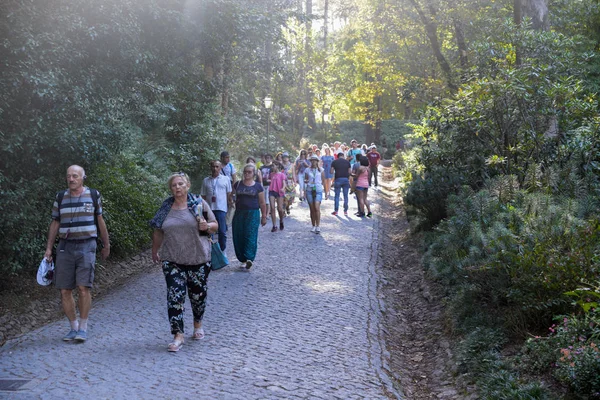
[408,0,456,91]
[364,119,374,146]
[323,0,328,50]
[453,17,468,81]
[305,0,317,134]
[514,0,522,66]
[523,0,549,31]
[374,94,382,145]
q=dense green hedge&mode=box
[396,16,600,398]
[0,0,227,286]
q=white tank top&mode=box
[305,168,324,192]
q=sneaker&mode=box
[280,221,284,230]
[74,330,87,342]
[63,329,78,341]
[344,211,348,216]
[315,227,321,234]
[271,226,278,232]
[367,212,372,218]
[354,212,362,216]
[331,211,338,216]
[246,260,253,269]
[311,226,317,233]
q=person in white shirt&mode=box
[201,161,233,251]
[220,151,237,225]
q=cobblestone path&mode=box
[0,188,400,399]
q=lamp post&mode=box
[264,95,273,154]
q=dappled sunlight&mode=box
[304,278,354,295]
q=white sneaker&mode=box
[315,227,321,234]
[311,226,317,233]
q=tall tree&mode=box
[305,0,318,135]
[407,0,457,91]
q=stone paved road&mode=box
[0,188,400,399]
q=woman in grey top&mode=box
[150,172,218,352]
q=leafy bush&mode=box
[522,311,600,398]
[396,23,598,229]
[457,327,507,375]
[404,166,466,230]
[456,327,550,399]
[425,186,600,334]
[0,174,62,279]
[88,155,167,258]
[477,369,550,400]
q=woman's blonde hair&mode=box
[167,172,191,188]
[243,163,257,175]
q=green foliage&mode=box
[404,167,466,230]
[457,327,507,375]
[0,174,61,280]
[425,188,600,334]
[477,369,550,400]
[566,281,600,314]
[456,327,550,399]
[522,311,600,398]
[0,0,293,277]
[87,155,167,257]
[399,21,599,228]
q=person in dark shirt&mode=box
[366,145,381,187]
[330,153,351,216]
[259,154,273,218]
[232,163,267,269]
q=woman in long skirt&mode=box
[232,163,267,269]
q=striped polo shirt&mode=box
[52,187,103,240]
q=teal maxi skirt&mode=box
[232,209,260,263]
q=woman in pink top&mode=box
[354,157,372,218]
[268,162,287,232]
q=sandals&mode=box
[192,328,205,340]
[167,337,184,352]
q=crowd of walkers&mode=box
[42,140,381,352]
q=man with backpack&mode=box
[43,165,110,343]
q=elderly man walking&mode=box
[44,165,110,342]
[201,160,233,251]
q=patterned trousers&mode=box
[162,261,211,334]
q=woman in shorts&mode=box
[304,155,325,234]
[268,162,286,232]
[320,146,335,200]
[354,157,372,218]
